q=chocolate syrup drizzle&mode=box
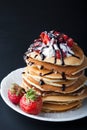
[62,72,66,80]
[39,79,45,85]
[39,65,44,69]
[40,53,46,60]
[22,72,25,74]
[39,71,53,77]
[34,54,38,58]
[26,56,29,59]
[52,34,65,65]
[62,84,66,91]
[57,42,65,65]
[28,61,34,66]
[52,45,56,64]
[68,51,80,59]
[61,72,66,91]
[40,46,49,60]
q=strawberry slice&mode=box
[56,50,61,59]
[40,32,50,44]
[67,38,74,47]
[59,37,63,43]
[8,83,25,105]
[63,51,66,58]
[62,34,68,41]
[56,50,66,59]
[43,34,50,44]
[53,31,60,36]
[40,32,45,40]
[34,42,40,47]
[20,89,42,115]
[35,50,40,53]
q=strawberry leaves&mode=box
[26,89,36,101]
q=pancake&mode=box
[26,65,84,80]
[42,86,87,102]
[42,86,86,97]
[26,56,87,75]
[22,73,87,93]
[42,101,82,112]
[28,73,77,87]
[21,79,86,97]
[21,80,41,95]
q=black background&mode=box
[0,0,87,130]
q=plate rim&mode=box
[0,68,87,122]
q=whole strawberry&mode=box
[8,83,25,104]
[20,89,42,115]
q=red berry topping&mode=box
[34,42,40,47]
[62,34,68,41]
[40,32,50,44]
[35,50,40,53]
[53,31,60,36]
[56,50,66,59]
[56,50,61,59]
[43,34,50,44]
[67,38,74,47]
[59,37,63,43]
[40,32,45,39]
[63,51,66,57]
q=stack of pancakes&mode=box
[22,31,87,112]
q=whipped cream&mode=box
[42,41,55,58]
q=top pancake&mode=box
[26,44,84,66]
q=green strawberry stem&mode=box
[10,83,25,96]
[26,89,36,101]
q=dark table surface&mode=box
[0,1,87,130]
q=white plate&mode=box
[0,68,87,122]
